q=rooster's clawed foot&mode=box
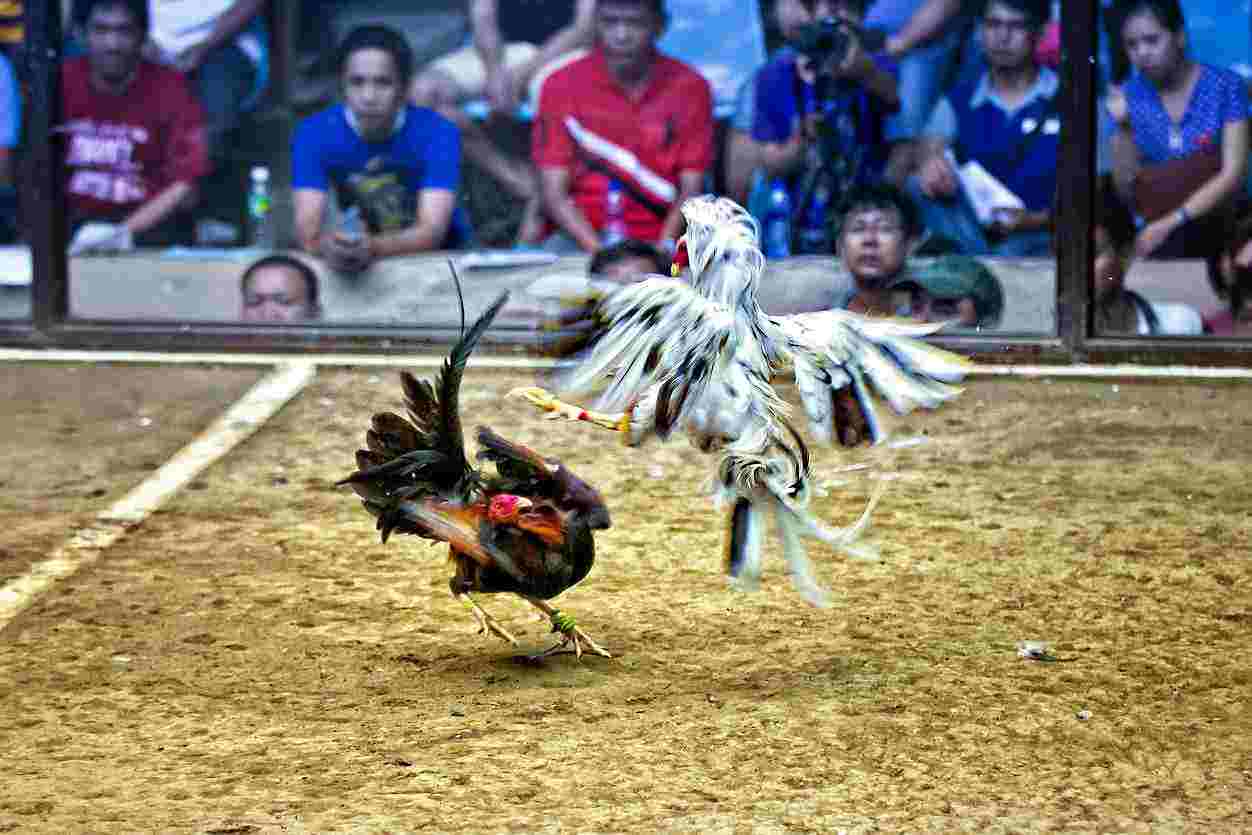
[455,592,519,646]
[523,597,611,660]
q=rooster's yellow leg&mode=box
[509,387,630,433]
[522,596,612,659]
[453,592,519,646]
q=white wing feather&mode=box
[777,309,971,444]
[551,277,738,414]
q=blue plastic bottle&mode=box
[762,179,792,259]
[602,180,627,246]
[795,180,832,255]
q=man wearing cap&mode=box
[889,253,1004,329]
[777,181,1004,329]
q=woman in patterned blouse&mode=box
[1106,0,1251,259]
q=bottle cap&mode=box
[250,166,270,182]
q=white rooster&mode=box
[513,195,969,606]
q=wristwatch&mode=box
[1175,206,1191,226]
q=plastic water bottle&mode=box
[762,179,792,259]
[247,166,275,249]
[602,179,627,246]
[340,205,365,242]
[795,180,832,255]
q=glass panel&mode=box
[0,246,30,319]
[0,28,25,319]
[1093,0,1252,337]
[64,0,507,328]
[746,0,1060,334]
[57,0,1064,335]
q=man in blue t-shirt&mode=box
[750,0,900,254]
[907,0,1056,256]
[0,50,19,243]
[293,25,462,275]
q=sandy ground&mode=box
[0,364,264,587]
[1,364,1250,833]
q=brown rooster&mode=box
[338,292,612,658]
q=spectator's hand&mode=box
[1134,217,1175,258]
[1237,237,1252,269]
[919,154,958,199]
[795,54,818,86]
[322,231,374,274]
[68,222,134,256]
[485,64,520,113]
[986,207,1033,239]
[835,30,871,81]
[884,34,908,59]
[1105,85,1129,127]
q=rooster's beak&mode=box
[514,497,533,512]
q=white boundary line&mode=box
[0,361,317,631]
[1,348,1251,379]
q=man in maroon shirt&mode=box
[62,0,209,253]
[532,0,713,253]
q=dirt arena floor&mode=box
[1,363,1250,833]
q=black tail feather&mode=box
[433,292,511,472]
[725,497,754,578]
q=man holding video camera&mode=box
[751,0,900,254]
[906,0,1056,256]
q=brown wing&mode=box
[476,427,610,530]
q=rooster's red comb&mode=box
[670,238,689,277]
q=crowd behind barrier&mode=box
[1,0,1250,333]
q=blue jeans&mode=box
[195,43,258,162]
[906,177,1051,256]
[884,27,962,142]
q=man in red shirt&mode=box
[61,0,209,253]
[532,0,713,253]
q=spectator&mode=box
[751,0,901,253]
[62,0,209,253]
[411,0,597,245]
[505,238,665,333]
[831,181,921,315]
[1106,0,1251,260]
[888,252,1004,328]
[830,182,1006,328]
[872,0,967,186]
[292,25,462,275]
[588,237,668,282]
[723,0,824,205]
[908,0,1057,256]
[0,50,17,243]
[532,0,714,254]
[239,253,321,322]
[145,1,268,163]
[1201,212,1252,337]
[1090,174,1203,335]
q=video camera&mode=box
[792,17,887,69]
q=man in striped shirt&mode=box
[532,0,713,254]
